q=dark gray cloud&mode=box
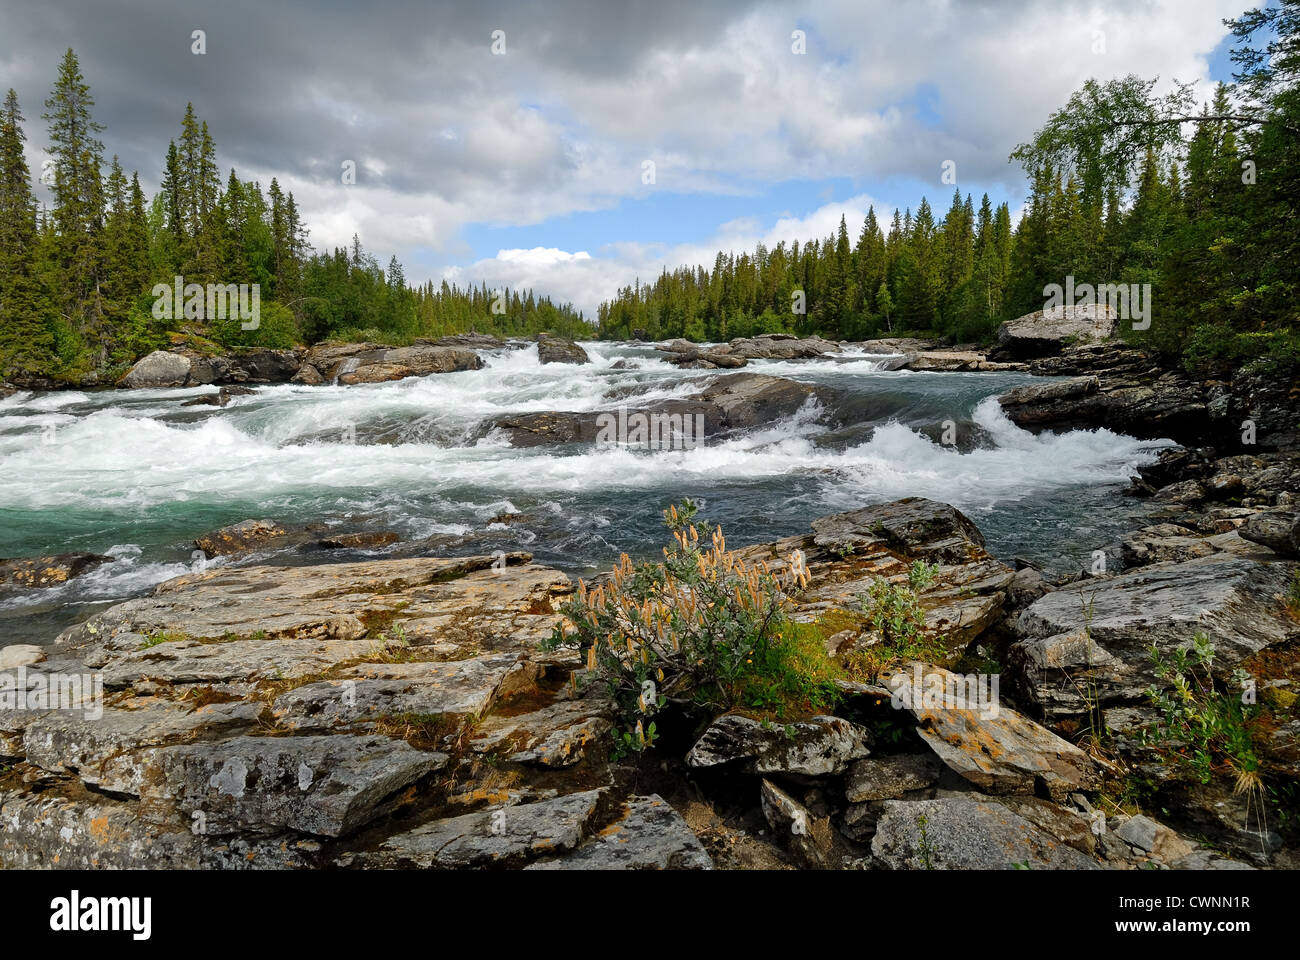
[0,0,1238,311]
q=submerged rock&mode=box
[493,372,825,448]
[194,518,288,557]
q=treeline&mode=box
[0,49,589,384]
[599,1,1299,372]
[597,194,1015,344]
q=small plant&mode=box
[917,813,936,870]
[542,499,831,753]
[1285,568,1300,617]
[1139,633,1264,793]
[844,559,946,678]
[138,630,192,649]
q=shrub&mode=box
[1139,633,1264,791]
[542,499,837,753]
[844,559,945,678]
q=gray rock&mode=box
[844,754,941,803]
[493,372,824,448]
[1121,529,1217,568]
[298,342,483,384]
[527,794,712,870]
[97,734,445,838]
[468,696,614,766]
[271,655,538,732]
[353,789,605,868]
[760,779,833,868]
[871,798,1101,869]
[886,663,1100,800]
[1114,814,1195,863]
[57,553,570,679]
[686,714,870,777]
[22,697,261,785]
[117,350,192,388]
[993,303,1117,360]
[1239,509,1300,558]
[536,335,590,365]
[1010,552,1298,725]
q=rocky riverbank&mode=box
[1,491,1295,869]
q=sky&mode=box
[0,0,1250,319]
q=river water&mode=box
[0,341,1174,645]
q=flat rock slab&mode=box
[22,698,262,785]
[351,789,605,868]
[527,795,713,870]
[0,789,318,869]
[887,663,1099,800]
[0,789,202,869]
[271,654,538,731]
[468,697,614,766]
[686,714,870,777]
[88,630,405,689]
[871,798,1101,869]
[96,734,445,838]
[55,554,571,685]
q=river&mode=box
[0,341,1175,645]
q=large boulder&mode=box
[536,335,589,365]
[492,372,826,448]
[686,714,871,777]
[295,342,483,384]
[885,663,1101,801]
[117,350,193,388]
[734,498,1015,648]
[992,302,1117,360]
[871,798,1101,869]
[1009,552,1299,726]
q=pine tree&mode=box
[42,48,106,359]
[0,89,52,376]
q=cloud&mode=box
[0,0,1244,313]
